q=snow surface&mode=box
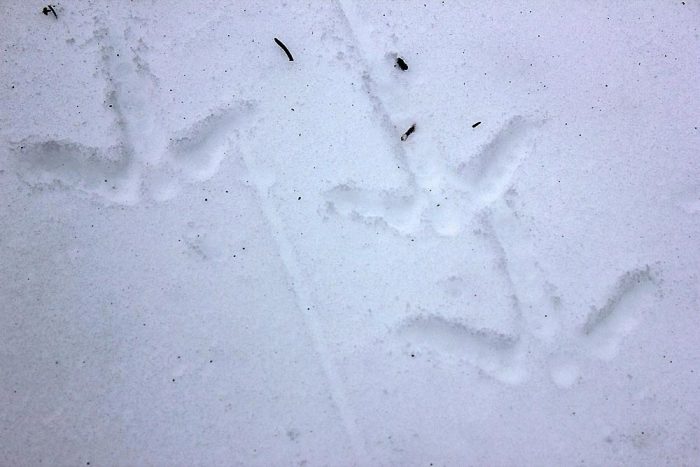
[1,1,699,465]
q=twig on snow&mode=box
[401,123,416,141]
[42,5,57,18]
[274,38,294,61]
[395,57,408,71]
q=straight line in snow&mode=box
[240,151,368,465]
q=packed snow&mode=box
[1,1,699,465]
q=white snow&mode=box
[1,1,699,465]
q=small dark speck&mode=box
[396,57,408,71]
[472,121,481,128]
[204,198,208,202]
[298,196,301,200]
[410,353,415,358]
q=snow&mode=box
[1,1,699,465]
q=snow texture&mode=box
[1,1,699,466]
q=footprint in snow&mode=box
[322,114,662,385]
[9,25,254,205]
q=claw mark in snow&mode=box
[458,116,543,206]
[582,266,660,360]
[12,140,136,203]
[397,314,526,384]
[168,105,253,182]
[323,184,426,235]
[545,266,661,386]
